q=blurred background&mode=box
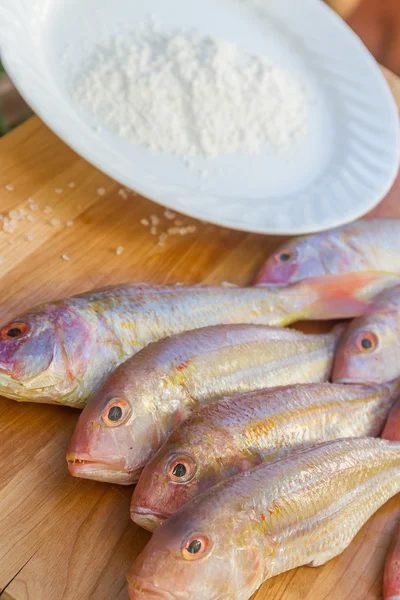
[0,0,399,136]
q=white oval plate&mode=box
[0,0,399,235]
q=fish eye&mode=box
[355,332,379,354]
[1,322,30,340]
[109,406,122,421]
[101,398,131,427]
[173,463,186,477]
[182,533,211,561]
[167,454,197,483]
[276,249,293,263]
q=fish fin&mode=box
[299,271,399,321]
[306,552,339,568]
[330,322,348,339]
[364,302,400,316]
[382,399,400,441]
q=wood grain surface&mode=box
[0,74,399,600]
[326,0,362,19]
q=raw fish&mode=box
[67,324,342,484]
[128,438,400,600]
[333,284,400,384]
[384,522,400,600]
[254,219,400,284]
[131,381,400,531]
[0,273,396,408]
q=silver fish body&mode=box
[128,438,400,600]
[131,380,400,530]
[67,324,342,484]
[0,273,397,408]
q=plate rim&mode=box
[0,0,399,235]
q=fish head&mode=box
[255,240,303,283]
[0,302,95,404]
[131,416,251,531]
[130,442,196,531]
[254,230,363,284]
[332,311,400,383]
[128,499,268,600]
[254,235,334,284]
[67,363,173,484]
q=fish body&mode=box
[127,438,400,600]
[0,273,397,408]
[67,324,342,484]
[254,219,400,284]
[333,284,400,384]
[131,381,400,531]
[384,523,400,600]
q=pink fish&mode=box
[127,438,400,600]
[67,324,342,485]
[382,393,400,600]
[254,219,400,284]
[0,272,394,408]
[383,401,400,442]
[131,381,400,531]
[333,284,400,384]
[384,522,400,600]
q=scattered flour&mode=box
[73,24,309,158]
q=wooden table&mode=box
[0,74,399,600]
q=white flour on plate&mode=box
[73,24,309,158]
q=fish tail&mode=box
[299,271,399,321]
[383,522,400,600]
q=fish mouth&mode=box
[128,576,186,600]
[130,507,169,532]
[66,453,141,485]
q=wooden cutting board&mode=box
[0,71,399,599]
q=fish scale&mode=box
[0,272,398,407]
[177,333,336,402]
[281,469,399,570]
[127,439,400,600]
[131,381,399,531]
[238,443,400,577]
[67,324,342,485]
